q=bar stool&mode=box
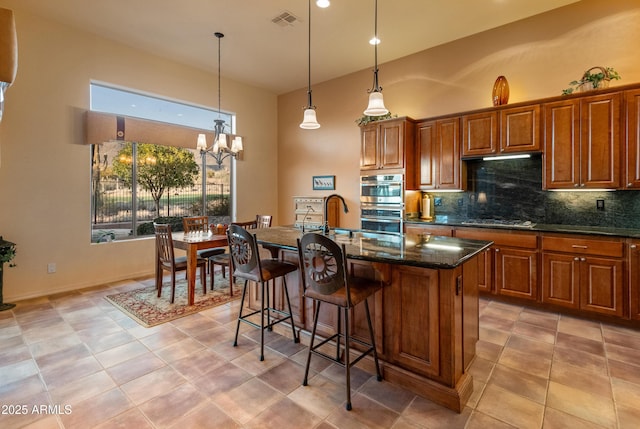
[227,224,299,361]
[297,232,383,411]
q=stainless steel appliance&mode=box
[360,174,404,234]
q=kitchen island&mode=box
[251,226,492,412]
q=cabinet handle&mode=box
[631,244,638,249]
[571,245,588,249]
[629,183,633,187]
[580,257,586,262]
[574,184,579,188]
[574,257,579,261]
[495,248,500,252]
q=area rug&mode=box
[105,277,242,328]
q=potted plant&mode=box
[0,236,16,311]
[355,112,397,126]
[562,66,621,95]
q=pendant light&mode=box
[300,0,320,129]
[363,0,388,116]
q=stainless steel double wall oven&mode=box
[360,174,404,234]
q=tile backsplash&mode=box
[422,155,640,229]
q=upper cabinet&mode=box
[360,118,416,176]
[462,104,540,158]
[543,92,622,189]
[625,89,640,189]
[415,118,465,190]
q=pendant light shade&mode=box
[363,0,388,116]
[300,0,320,129]
[300,108,320,129]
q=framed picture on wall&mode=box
[312,175,335,190]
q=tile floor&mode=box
[1,276,640,429]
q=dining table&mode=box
[171,231,229,306]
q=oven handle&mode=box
[360,217,402,223]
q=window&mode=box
[90,83,235,243]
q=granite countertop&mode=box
[252,226,493,269]
[404,217,640,239]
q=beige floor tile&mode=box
[552,345,607,374]
[390,416,428,429]
[476,384,544,429]
[466,380,486,409]
[465,410,517,429]
[498,347,551,379]
[547,381,616,428]
[0,374,47,404]
[0,359,39,386]
[48,370,116,406]
[0,343,32,366]
[611,377,640,409]
[138,324,189,350]
[478,314,516,333]
[488,364,548,404]
[94,408,154,429]
[605,342,640,366]
[550,359,612,398]
[170,347,227,381]
[105,352,167,385]
[468,356,495,384]
[518,308,559,330]
[245,396,323,429]
[505,334,554,359]
[94,340,150,368]
[326,393,400,429]
[212,378,284,424]
[138,382,208,428]
[603,327,640,350]
[288,373,346,419]
[479,326,510,346]
[40,355,103,391]
[402,396,471,429]
[475,339,503,362]
[557,316,603,342]
[59,388,133,429]
[120,365,187,406]
[33,343,92,372]
[542,407,609,429]
[617,403,640,429]
[190,362,253,396]
[153,337,206,363]
[358,377,415,414]
[257,358,308,395]
[79,329,135,354]
[512,320,556,344]
[167,402,240,429]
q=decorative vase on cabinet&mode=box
[492,76,509,106]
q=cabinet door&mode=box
[360,124,379,170]
[379,120,404,169]
[542,252,579,309]
[404,224,453,237]
[416,121,436,188]
[543,99,580,189]
[625,89,640,188]
[435,117,462,189]
[501,104,541,154]
[462,111,498,157]
[579,256,623,317]
[476,248,493,294]
[630,241,640,320]
[580,92,622,188]
[386,265,441,378]
[494,247,538,300]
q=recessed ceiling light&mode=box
[369,37,380,45]
[316,0,330,8]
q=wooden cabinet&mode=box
[543,93,622,189]
[416,118,464,190]
[454,228,538,300]
[360,117,416,176]
[625,89,640,188]
[293,196,338,230]
[462,104,540,158]
[541,235,624,317]
[629,239,640,320]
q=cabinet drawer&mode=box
[294,213,323,225]
[541,236,623,257]
[454,228,537,249]
[405,224,453,237]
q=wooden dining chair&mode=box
[256,214,272,229]
[154,223,207,303]
[208,220,259,293]
[182,216,227,260]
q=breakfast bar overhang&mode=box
[251,226,493,412]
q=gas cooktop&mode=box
[460,219,536,228]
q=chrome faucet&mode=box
[323,194,349,235]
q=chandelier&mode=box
[197,32,243,167]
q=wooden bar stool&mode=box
[228,224,299,361]
[297,232,383,411]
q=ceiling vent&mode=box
[272,11,299,27]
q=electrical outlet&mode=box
[596,199,605,211]
[457,198,464,207]
[47,263,56,274]
[434,197,442,206]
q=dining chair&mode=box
[182,216,226,260]
[297,232,383,411]
[208,220,258,292]
[154,223,207,303]
[256,214,272,229]
[228,224,299,361]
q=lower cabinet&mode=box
[541,235,624,318]
[454,228,538,301]
[628,240,640,320]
